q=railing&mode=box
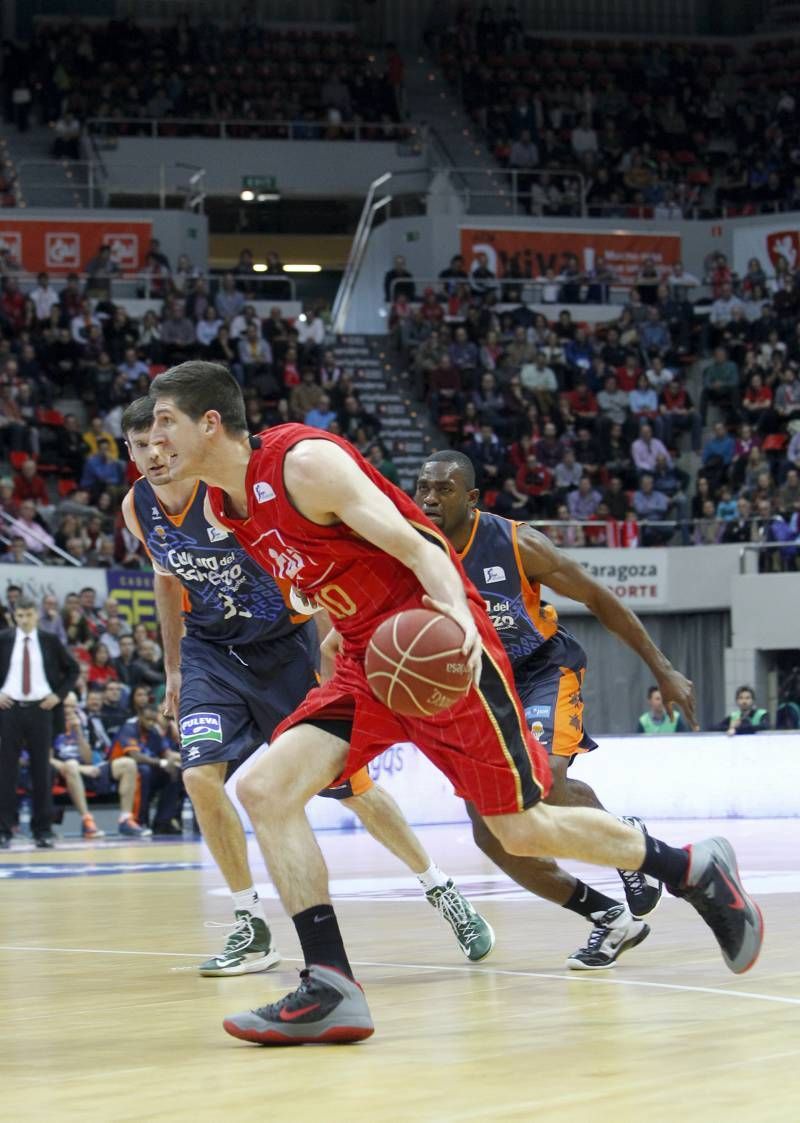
[332,171,393,335]
[388,275,713,307]
[86,118,427,146]
[738,542,800,572]
[0,529,43,567]
[4,270,297,304]
[0,511,81,568]
[14,160,205,211]
[436,165,588,217]
[526,518,800,550]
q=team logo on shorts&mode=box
[526,704,552,720]
[483,565,506,583]
[180,712,223,747]
[253,481,276,503]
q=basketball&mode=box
[365,608,472,717]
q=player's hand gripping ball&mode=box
[365,608,472,717]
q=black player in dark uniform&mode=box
[416,450,699,969]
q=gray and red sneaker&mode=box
[675,836,764,974]
[223,965,374,1045]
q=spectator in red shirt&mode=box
[565,379,599,430]
[419,288,444,326]
[660,377,702,451]
[0,278,25,333]
[12,457,48,506]
[515,453,555,515]
[615,353,642,392]
[741,371,773,430]
[87,642,119,687]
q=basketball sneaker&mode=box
[426,879,495,961]
[673,836,763,974]
[566,904,650,970]
[118,816,152,838]
[199,911,281,976]
[81,814,105,839]
[222,965,374,1045]
[617,816,663,916]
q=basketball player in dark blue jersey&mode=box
[121,399,494,974]
[416,450,698,969]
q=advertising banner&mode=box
[732,220,800,278]
[460,227,682,286]
[548,548,668,610]
[0,217,152,273]
[104,569,156,628]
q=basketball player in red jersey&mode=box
[416,450,698,969]
[149,362,763,1046]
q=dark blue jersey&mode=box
[131,477,300,647]
[457,510,560,669]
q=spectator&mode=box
[160,299,196,364]
[12,457,48,507]
[629,374,663,437]
[84,244,120,299]
[716,685,770,736]
[215,273,245,321]
[110,704,183,835]
[700,346,740,423]
[660,377,702,451]
[80,438,125,500]
[29,272,60,323]
[631,422,671,475]
[0,535,26,565]
[383,254,415,303]
[636,685,689,734]
[567,476,602,521]
[7,499,54,556]
[721,496,757,544]
[366,441,401,487]
[632,473,671,544]
[701,420,735,478]
[304,393,337,431]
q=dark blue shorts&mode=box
[178,624,318,772]
[516,628,597,760]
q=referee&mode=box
[0,596,79,848]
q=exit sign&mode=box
[242,175,277,190]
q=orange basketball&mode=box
[365,608,472,718]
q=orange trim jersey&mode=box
[458,510,558,670]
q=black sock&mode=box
[292,904,352,977]
[563,880,619,919]
[639,834,689,890]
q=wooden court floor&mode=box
[1,818,799,1123]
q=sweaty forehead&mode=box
[418,461,468,488]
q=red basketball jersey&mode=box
[206,425,485,657]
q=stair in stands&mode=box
[333,335,444,491]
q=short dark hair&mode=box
[423,450,477,490]
[736,684,755,698]
[121,396,155,437]
[150,361,247,434]
[647,685,661,699]
[15,596,37,612]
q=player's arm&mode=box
[154,573,185,720]
[284,440,482,680]
[516,525,698,728]
[122,490,184,719]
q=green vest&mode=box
[639,710,680,734]
[729,707,767,725]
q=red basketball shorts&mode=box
[272,611,552,817]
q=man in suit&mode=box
[0,597,80,848]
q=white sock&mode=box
[416,863,449,892]
[232,887,264,919]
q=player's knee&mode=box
[235,763,280,814]
[116,756,136,776]
[183,764,223,802]
[488,804,553,858]
[62,759,79,776]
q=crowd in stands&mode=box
[438,10,800,218]
[390,248,800,561]
[0,241,396,566]
[1,16,406,140]
[1,584,184,840]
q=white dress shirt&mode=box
[1,628,51,701]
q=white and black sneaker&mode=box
[617,816,663,917]
[566,904,650,971]
[199,911,281,976]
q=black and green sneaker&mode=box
[199,911,282,977]
[426,880,495,962]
